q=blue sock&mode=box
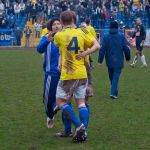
[62,103,72,134]
[79,106,89,129]
[62,113,72,134]
[61,104,81,128]
[86,104,90,127]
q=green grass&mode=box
[0,48,150,150]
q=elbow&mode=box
[37,45,43,54]
[94,40,101,51]
[97,43,101,50]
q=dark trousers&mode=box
[108,68,122,96]
[43,75,72,133]
[43,75,60,119]
[16,38,21,46]
[32,15,36,24]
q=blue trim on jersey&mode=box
[37,36,60,76]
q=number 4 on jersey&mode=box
[67,37,80,54]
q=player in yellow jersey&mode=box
[54,11,100,142]
[85,18,97,69]
[41,27,48,37]
[55,13,96,138]
[85,18,96,38]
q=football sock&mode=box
[141,55,147,65]
[61,104,81,128]
[62,103,72,134]
[86,104,90,127]
[132,55,138,64]
[79,106,89,129]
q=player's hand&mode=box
[76,50,88,60]
[128,38,133,46]
[46,32,54,41]
[41,53,44,58]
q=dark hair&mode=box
[47,18,60,31]
[85,18,90,25]
[60,11,73,25]
[110,21,118,29]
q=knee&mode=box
[56,98,67,108]
[76,100,86,108]
[139,52,143,56]
[136,51,139,55]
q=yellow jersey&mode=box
[86,25,96,38]
[54,27,95,80]
[133,0,139,6]
[77,27,96,67]
[41,28,48,37]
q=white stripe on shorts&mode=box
[44,76,51,110]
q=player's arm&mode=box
[54,33,62,70]
[76,40,100,60]
[122,35,131,61]
[98,36,107,64]
[141,26,146,40]
[132,28,136,39]
[54,32,60,47]
[76,29,100,59]
[37,35,50,54]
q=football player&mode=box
[54,11,100,142]
[130,17,147,68]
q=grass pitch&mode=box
[0,48,150,150]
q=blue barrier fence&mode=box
[0,29,14,46]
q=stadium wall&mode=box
[0,29,150,47]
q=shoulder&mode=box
[54,31,62,39]
[80,27,90,34]
[89,25,95,30]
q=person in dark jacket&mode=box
[130,17,147,68]
[98,21,131,99]
[15,26,22,46]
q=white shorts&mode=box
[56,79,88,100]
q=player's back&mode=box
[54,27,88,80]
[77,27,96,67]
[86,25,96,38]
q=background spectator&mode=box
[0,12,8,29]
[24,26,32,47]
[15,26,22,46]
